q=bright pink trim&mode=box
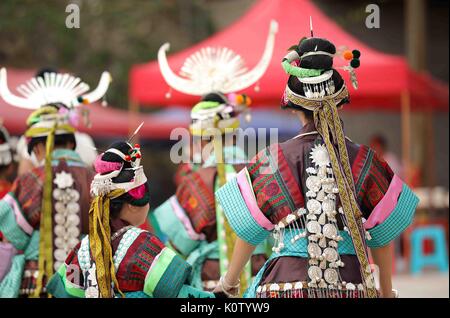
[94,155,122,174]
[364,174,403,229]
[236,168,274,231]
[3,194,33,235]
[170,196,205,241]
[129,184,147,199]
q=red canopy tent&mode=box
[0,68,187,139]
[129,0,448,111]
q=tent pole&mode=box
[401,90,411,185]
[425,110,436,187]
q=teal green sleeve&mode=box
[0,200,30,250]
[367,184,419,248]
[0,255,25,298]
[216,178,270,246]
[143,247,192,298]
[46,264,85,298]
[153,196,201,256]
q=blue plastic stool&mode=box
[410,226,449,275]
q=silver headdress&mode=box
[0,68,112,110]
[158,20,278,96]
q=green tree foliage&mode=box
[0,0,215,108]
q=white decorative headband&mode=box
[0,68,112,110]
[90,166,147,197]
[158,20,279,96]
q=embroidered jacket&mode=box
[46,219,213,298]
[216,123,419,298]
[0,149,94,297]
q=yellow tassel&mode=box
[32,125,56,298]
[89,189,125,298]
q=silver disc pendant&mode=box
[308,266,323,281]
[324,268,338,284]
[54,213,66,225]
[67,202,80,214]
[55,202,66,214]
[306,176,321,192]
[53,188,63,200]
[316,190,326,202]
[306,221,321,234]
[307,243,322,258]
[323,247,339,262]
[68,189,80,202]
[307,199,322,214]
[322,182,335,194]
[323,224,338,239]
[322,199,334,214]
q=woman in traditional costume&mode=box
[0,124,15,198]
[0,124,16,282]
[215,34,419,298]
[153,21,279,293]
[0,68,110,297]
[47,141,213,298]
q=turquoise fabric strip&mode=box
[216,177,270,246]
[152,254,192,298]
[186,240,218,290]
[0,255,25,298]
[24,231,40,260]
[177,285,215,298]
[153,196,200,257]
[367,184,418,248]
[46,270,77,298]
[52,149,85,167]
[0,200,30,250]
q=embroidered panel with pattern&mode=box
[356,151,394,219]
[11,168,45,228]
[247,144,304,224]
[175,169,216,234]
[115,232,166,292]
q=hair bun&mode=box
[298,38,336,70]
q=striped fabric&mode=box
[144,247,191,298]
[367,184,418,248]
[216,177,270,246]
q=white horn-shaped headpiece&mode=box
[0,67,112,109]
[158,20,278,96]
